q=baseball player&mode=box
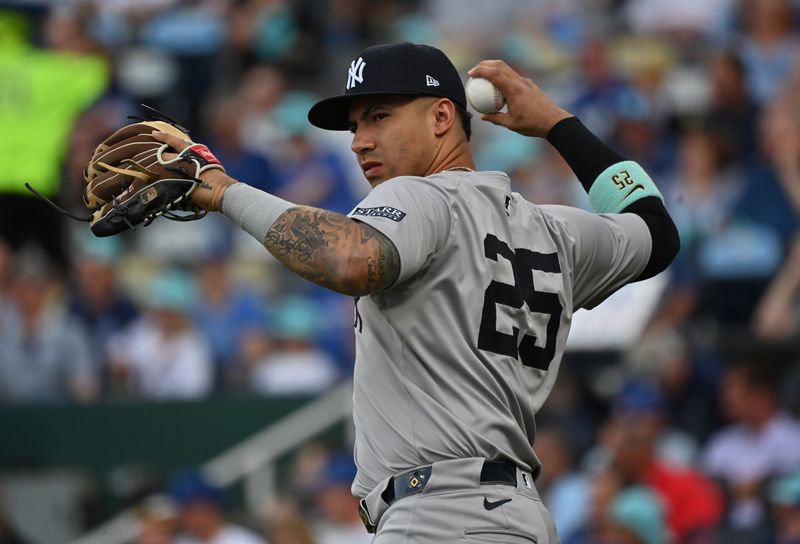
[154,42,679,543]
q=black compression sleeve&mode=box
[546,116,625,191]
[546,116,680,278]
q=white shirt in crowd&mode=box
[313,521,373,544]
[109,317,213,400]
[175,524,266,544]
[250,349,338,395]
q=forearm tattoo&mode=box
[265,206,400,295]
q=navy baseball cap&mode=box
[308,42,467,131]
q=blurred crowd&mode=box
[1,0,800,542]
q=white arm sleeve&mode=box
[541,205,652,309]
[347,177,451,285]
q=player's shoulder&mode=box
[363,176,451,211]
[427,169,512,190]
[374,169,509,190]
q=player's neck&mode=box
[439,166,475,173]
[427,142,476,176]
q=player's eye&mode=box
[373,113,387,122]
[348,123,357,134]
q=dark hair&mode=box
[730,357,780,395]
[456,103,473,141]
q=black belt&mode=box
[380,460,517,506]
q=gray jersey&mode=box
[346,170,651,497]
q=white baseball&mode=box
[466,77,506,114]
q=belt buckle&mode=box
[358,498,377,534]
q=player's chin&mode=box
[364,170,389,186]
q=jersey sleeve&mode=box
[541,205,652,309]
[347,177,451,285]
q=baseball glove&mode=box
[26,108,226,237]
[82,117,226,237]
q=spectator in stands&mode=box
[564,467,624,544]
[622,0,734,40]
[0,247,98,404]
[67,234,139,390]
[268,91,362,215]
[735,0,800,106]
[611,379,699,468]
[770,471,800,544]
[107,268,213,400]
[0,240,11,299]
[137,0,230,123]
[0,8,108,268]
[705,49,759,166]
[753,85,800,340]
[608,84,674,181]
[570,37,632,142]
[249,296,338,396]
[311,453,371,544]
[535,428,591,543]
[192,253,268,390]
[134,496,179,544]
[660,122,746,326]
[261,500,314,544]
[623,328,722,446]
[169,469,264,544]
[235,65,286,155]
[200,95,280,197]
[730,98,800,250]
[0,489,30,544]
[605,404,724,543]
[283,441,336,515]
[228,0,302,66]
[600,486,671,544]
[701,358,800,536]
[753,236,800,340]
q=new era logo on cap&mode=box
[426,75,439,87]
[347,57,367,90]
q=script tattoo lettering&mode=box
[264,206,400,295]
[265,222,316,262]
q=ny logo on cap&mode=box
[426,75,440,87]
[347,57,367,90]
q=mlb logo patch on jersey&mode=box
[352,206,407,222]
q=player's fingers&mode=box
[468,60,516,83]
[467,62,527,102]
[467,65,503,86]
[480,112,511,128]
[152,131,191,152]
[468,59,509,72]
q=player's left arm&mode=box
[151,130,400,296]
[264,205,401,295]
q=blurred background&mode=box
[1,0,800,542]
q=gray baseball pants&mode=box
[360,458,560,544]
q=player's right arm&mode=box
[469,60,680,307]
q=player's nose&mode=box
[351,129,376,155]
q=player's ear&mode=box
[431,98,456,137]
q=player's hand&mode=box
[468,60,572,138]
[152,131,237,212]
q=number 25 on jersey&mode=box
[477,234,563,371]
